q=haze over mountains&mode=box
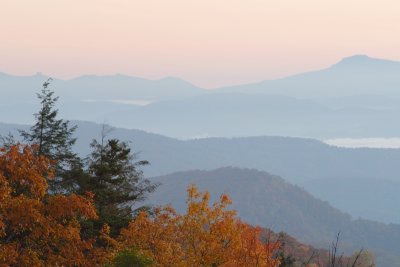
[0,56,400,266]
[3,55,400,265]
[2,55,400,138]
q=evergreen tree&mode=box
[79,132,157,237]
[19,79,79,192]
[18,80,157,237]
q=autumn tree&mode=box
[0,144,113,266]
[19,79,79,192]
[119,185,281,267]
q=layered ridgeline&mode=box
[101,54,400,137]
[1,122,397,265]
[0,73,202,125]
[146,167,400,267]
[3,55,400,138]
[2,121,400,225]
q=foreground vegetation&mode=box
[0,144,283,266]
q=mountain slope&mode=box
[218,55,400,99]
[146,167,400,267]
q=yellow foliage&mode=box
[119,184,280,267]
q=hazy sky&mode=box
[1,0,400,88]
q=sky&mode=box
[1,0,400,88]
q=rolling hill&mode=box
[146,167,399,267]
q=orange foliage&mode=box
[0,145,282,266]
[235,223,281,266]
[119,185,281,267]
[0,145,111,267]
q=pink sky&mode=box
[1,0,400,88]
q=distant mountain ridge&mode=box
[219,55,400,98]
[3,55,400,138]
[0,72,203,105]
[3,54,400,103]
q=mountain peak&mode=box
[346,54,369,59]
[335,54,373,66]
[331,54,400,70]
